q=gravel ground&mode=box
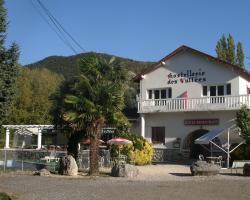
[0,164,250,200]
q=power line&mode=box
[30,0,78,54]
[36,0,86,53]
[31,0,96,65]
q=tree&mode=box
[63,54,128,175]
[216,34,227,61]
[0,0,19,125]
[8,68,64,124]
[215,34,244,67]
[236,42,244,67]
[226,34,235,65]
[236,105,250,144]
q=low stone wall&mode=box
[153,148,187,162]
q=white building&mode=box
[134,45,250,159]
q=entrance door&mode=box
[183,129,209,159]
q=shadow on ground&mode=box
[169,173,192,177]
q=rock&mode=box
[190,160,220,176]
[34,168,51,176]
[58,155,78,176]
[243,163,250,176]
[111,164,139,177]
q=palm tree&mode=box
[63,54,128,175]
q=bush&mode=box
[0,192,11,200]
[230,143,250,162]
[110,133,153,165]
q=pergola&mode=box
[2,125,54,150]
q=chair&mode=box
[215,156,223,166]
[118,155,127,165]
[199,154,205,161]
[98,156,104,168]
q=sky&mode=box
[5,0,250,69]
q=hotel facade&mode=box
[134,46,250,160]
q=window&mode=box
[147,88,172,100]
[210,86,217,96]
[202,86,207,96]
[148,90,152,99]
[217,85,224,96]
[154,90,160,99]
[168,88,172,98]
[152,127,165,144]
[226,84,231,95]
[161,89,166,99]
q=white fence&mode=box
[138,95,250,113]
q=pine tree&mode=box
[226,34,236,65]
[0,0,19,125]
[236,42,244,67]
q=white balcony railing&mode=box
[138,95,250,113]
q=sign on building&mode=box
[102,127,117,141]
[184,119,219,126]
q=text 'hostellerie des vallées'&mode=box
[167,70,206,84]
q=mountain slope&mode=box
[25,52,154,79]
[25,52,155,119]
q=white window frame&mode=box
[202,83,231,97]
[147,88,172,100]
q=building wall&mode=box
[143,110,237,148]
[140,51,242,100]
[239,76,250,95]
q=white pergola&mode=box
[2,125,54,150]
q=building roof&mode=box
[133,45,250,82]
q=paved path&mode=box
[0,164,250,200]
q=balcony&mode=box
[138,95,250,113]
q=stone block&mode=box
[58,155,78,176]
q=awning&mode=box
[195,128,225,145]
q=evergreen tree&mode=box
[236,42,244,67]
[0,0,19,125]
[216,34,227,61]
[216,34,245,67]
[226,34,236,65]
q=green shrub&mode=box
[0,192,11,200]
[230,143,250,161]
[110,133,153,165]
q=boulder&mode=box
[111,164,139,178]
[243,163,250,176]
[190,160,220,176]
[34,168,51,176]
[58,155,78,176]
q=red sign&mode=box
[184,119,219,126]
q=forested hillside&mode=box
[26,52,154,80]
[25,52,154,118]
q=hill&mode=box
[25,52,155,119]
[25,52,154,80]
